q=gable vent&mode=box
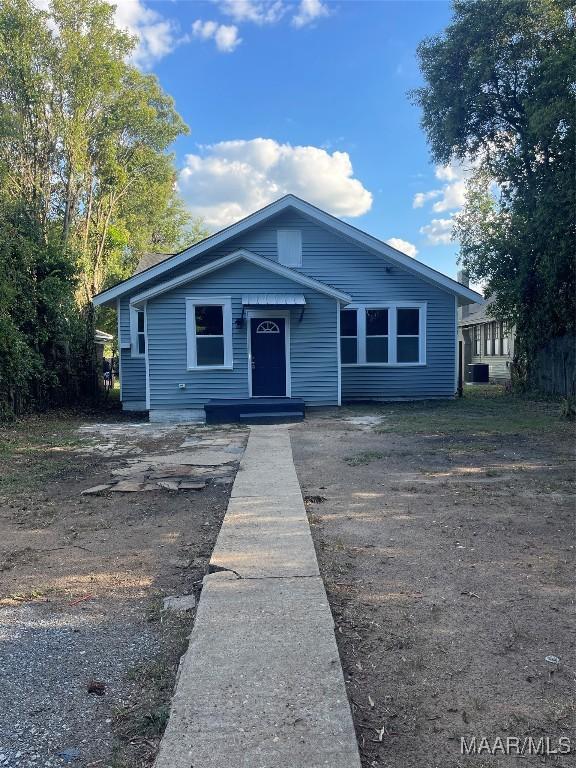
[277,230,302,267]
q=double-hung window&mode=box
[396,308,420,363]
[130,307,146,356]
[485,322,493,356]
[340,304,425,365]
[502,323,509,355]
[186,297,232,369]
[366,309,389,363]
[340,309,358,364]
[474,325,481,356]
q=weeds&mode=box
[372,386,571,436]
[111,608,191,768]
[344,451,387,466]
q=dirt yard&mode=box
[0,412,247,768]
[291,388,575,768]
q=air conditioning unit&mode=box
[467,363,489,383]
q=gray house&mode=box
[457,273,514,383]
[92,195,482,422]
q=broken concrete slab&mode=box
[110,481,158,492]
[179,481,206,491]
[80,484,112,495]
[110,481,147,492]
[110,465,154,477]
[148,465,212,479]
[157,480,180,491]
[162,594,196,612]
[137,450,239,467]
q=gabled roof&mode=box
[129,250,352,306]
[459,295,496,327]
[93,194,483,307]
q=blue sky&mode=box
[115,0,466,278]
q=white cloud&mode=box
[432,179,467,212]
[292,0,330,27]
[413,189,441,208]
[386,238,418,258]
[177,137,372,230]
[217,0,287,24]
[419,218,454,246]
[34,0,185,69]
[214,24,242,51]
[192,19,219,39]
[413,159,474,247]
[192,19,242,52]
[414,159,475,213]
[113,0,181,69]
[217,0,330,28]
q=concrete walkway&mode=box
[155,425,361,768]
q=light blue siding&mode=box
[117,207,458,407]
[234,211,457,399]
[146,260,339,409]
[118,297,146,409]
[219,211,458,399]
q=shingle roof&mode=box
[133,252,174,275]
[459,294,497,326]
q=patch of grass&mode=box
[111,608,191,768]
[0,413,87,494]
[372,386,571,436]
[344,450,387,466]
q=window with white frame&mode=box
[186,298,232,369]
[130,307,146,356]
[396,308,420,363]
[502,323,509,355]
[485,321,494,356]
[474,325,481,356]
[340,304,425,365]
[366,309,389,363]
[340,309,358,364]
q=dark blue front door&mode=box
[250,317,286,396]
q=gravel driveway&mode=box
[0,602,154,767]
[0,417,247,767]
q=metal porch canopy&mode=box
[241,294,306,305]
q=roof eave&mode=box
[92,193,484,306]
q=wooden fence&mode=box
[528,335,576,396]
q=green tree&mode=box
[413,0,575,383]
[0,0,192,415]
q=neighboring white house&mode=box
[457,272,514,383]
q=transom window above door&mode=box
[340,304,426,366]
[256,320,280,334]
[186,297,233,369]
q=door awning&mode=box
[242,294,306,306]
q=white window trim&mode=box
[340,303,427,367]
[130,306,146,357]
[186,296,233,370]
[340,308,359,365]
